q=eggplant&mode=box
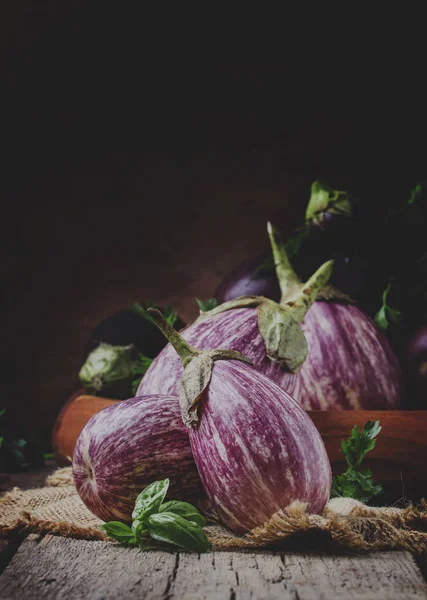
[72,394,204,523]
[139,223,403,410]
[402,325,427,408]
[83,304,185,360]
[138,246,332,400]
[214,183,382,312]
[147,309,332,534]
[215,250,281,304]
[79,304,185,399]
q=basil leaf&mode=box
[101,522,137,546]
[159,501,206,527]
[146,512,209,553]
[132,478,169,521]
[131,520,146,541]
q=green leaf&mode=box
[408,183,423,205]
[162,305,179,326]
[0,436,3,449]
[130,354,154,394]
[195,298,218,312]
[100,522,137,545]
[146,512,209,553]
[342,420,382,469]
[159,501,206,527]
[331,420,383,503]
[132,479,170,521]
[0,408,6,418]
[131,519,146,542]
[43,452,56,460]
[284,226,309,259]
[132,302,178,327]
[374,284,402,332]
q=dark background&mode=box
[2,4,426,448]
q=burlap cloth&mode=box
[1,468,427,554]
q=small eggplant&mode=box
[72,394,204,523]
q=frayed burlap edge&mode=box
[2,468,427,554]
[207,500,427,554]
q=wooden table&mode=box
[1,467,427,599]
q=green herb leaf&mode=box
[43,452,56,460]
[408,183,423,205]
[130,354,154,394]
[101,522,138,545]
[0,436,3,449]
[374,284,402,332]
[146,512,209,553]
[0,408,6,418]
[132,302,178,327]
[159,501,206,527]
[284,226,309,259]
[195,298,218,312]
[132,479,169,522]
[331,420,383,503]
[162,305,179,326]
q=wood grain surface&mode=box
[0,534,426,600]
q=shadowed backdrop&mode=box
[2,4,426,448]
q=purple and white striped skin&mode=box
[72,395,204,523]
[298,302,404,410]
[137,308,300,399]
[186,359,331,534]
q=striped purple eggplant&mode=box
[298,302,404,409]
[138,307,302,399]
[147,309,332,534]
[72,395,204,523]
[137,249,333,400]
[139,222,403,410]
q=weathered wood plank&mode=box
[1,536,427,600]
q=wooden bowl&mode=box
[52,390,118,466]
[53,393,427,501]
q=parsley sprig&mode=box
[101,479,209,553]
[331,420,383,503]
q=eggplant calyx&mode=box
[257,300,308,372]
[267,221,334,319]
[147,309,252,429]
[79,343,137,394]
[195,295,264,322]
[305,180,353,225]
[180,349,252,429]
[147,309,200,367]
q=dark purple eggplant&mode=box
[80,304,185,399]
[84,304,185,360]
[402,325,427,408]
[215,250,281,304]
[214,182,384,313]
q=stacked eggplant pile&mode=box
[72,181,426,547]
